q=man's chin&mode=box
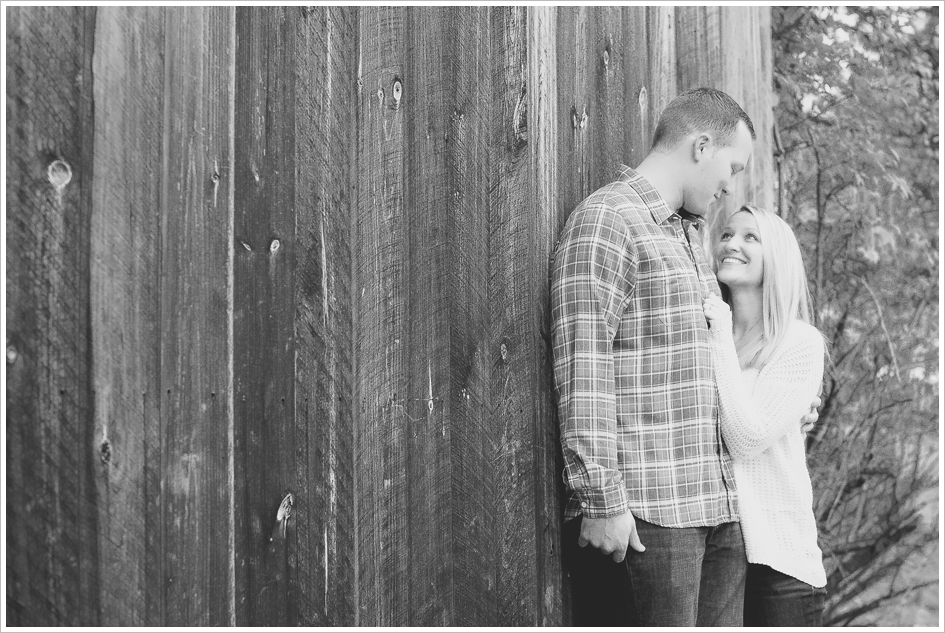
[681,205,708,218]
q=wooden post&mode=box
[5,6,100,626]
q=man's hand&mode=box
[578,510,645,563]
[801,395,822,434]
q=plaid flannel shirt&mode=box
[551,165,738,528]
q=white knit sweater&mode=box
[708,319,827,588]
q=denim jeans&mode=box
[563,515,747,627]
[743,563,826,627]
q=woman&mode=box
[703,205,828,627]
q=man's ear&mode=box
[691,133,712,162]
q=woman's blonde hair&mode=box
[715,205,815,369]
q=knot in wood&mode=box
[6,343,17,365]
[638,86,648,112]
[603,33,614,68]
[99,439,112,465]
[270,239,281,254]
[392,77,403,106]
[500,342,509,362]
[47,159,72,189]
[512,83,528,148]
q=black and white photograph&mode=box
[3,1,940,628]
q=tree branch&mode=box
[853,275,902,382]
[831,579,939,626]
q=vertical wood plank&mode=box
[354,6,410,626]
[488,6,566,625]
[5,6,100,626]
[555,7,592,213]
[436,6,494,626]
[294,5,357,626]
[586,6,629,182]
[675,6,723,94]
[90,6,165,626]
[744,7,775,212]
[401,7,459,624]
[489,6,537,624]
[233,6,298,626]
[646,6,676,147]
[619,7,650,169]
[160,7,235,626]
[528,8,569,624]
[714,7,751,224]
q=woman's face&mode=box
[715,211,764,289]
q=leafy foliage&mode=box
[772,6,939,627]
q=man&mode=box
[551,87,818,626]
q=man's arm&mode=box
[551,200,643,560]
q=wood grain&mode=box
[646,6,677,147]
[294,6,357,626]
[5,6,100,626]
[90,6,165,626]
[233,6,297,626]
[433,7,494,625]
[354,6,411,625]
[487,6,567,625]
[4,6,777,626]
[555,7,593,213]
[159,7,235,626]
[401,7,458,624]
[527,9,568,624]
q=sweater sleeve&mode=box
[709,321,825,460]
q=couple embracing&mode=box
[551,88,828,627]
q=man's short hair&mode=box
[651,87,756,152]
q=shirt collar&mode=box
[615,164,707,231]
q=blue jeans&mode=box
[744,563,826,627]
[563,515,747,626]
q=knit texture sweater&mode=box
[708,318,827,588]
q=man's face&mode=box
[683,121,754,216]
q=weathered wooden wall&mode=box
[5,5,773,627]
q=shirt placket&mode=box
[678,217,710,298]
[675,213,739,518]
